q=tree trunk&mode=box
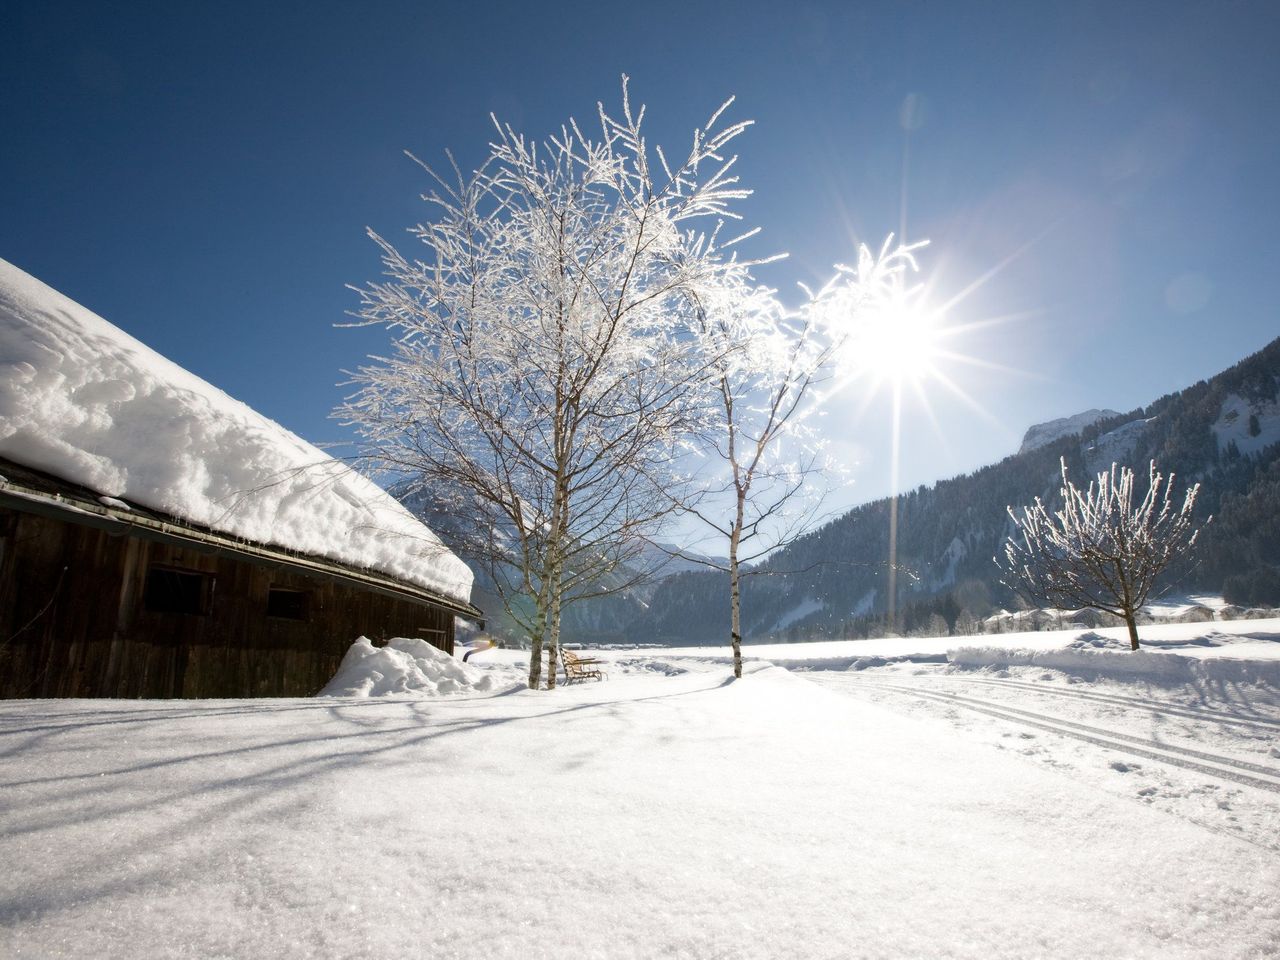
[527,572,554,689]
[527,624,545,690]
[1118,569,1140,651]
[543,494,568,691]
[1124,610,1140,651]
[729,502,743,679]
[529,469,568,690]
[546,579,562,690]
[730,564,742,679]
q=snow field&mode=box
[3,659,1279,959]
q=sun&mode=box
[855,296,939,384]
[816,236,1042,431]
[838,285,941,389]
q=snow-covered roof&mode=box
[0,257,473,605]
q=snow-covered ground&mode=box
[3,622,1279,959]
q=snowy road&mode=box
[806,665,1280,854]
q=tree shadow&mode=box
[1185,676,1280,724]
[0,672,737,925]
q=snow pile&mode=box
[0,258,472,602]
[318,636,497,697]
[1017,407,1119,455]
[610,656,693,676]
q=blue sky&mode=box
[3,1,1278,520]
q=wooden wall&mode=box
[0,507,455,699]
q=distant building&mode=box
[0,259,480,698]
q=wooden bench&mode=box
[560,648,606,683]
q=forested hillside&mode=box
[627,336,1280,644]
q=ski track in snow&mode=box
[808,666,1280,855]
[910,674,1280,731]
[843,679,1280,791]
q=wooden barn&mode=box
[0,258,480,698]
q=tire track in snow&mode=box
[811,675,1280,795]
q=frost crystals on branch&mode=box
[999,459,1208,650]
[341,78,761,689]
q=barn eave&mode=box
[0,467,483,624]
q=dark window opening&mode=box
[267,587,310,621]
[144,567,213,615]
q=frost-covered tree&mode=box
[675,240,922,677]
[342,79,761,689]
[999,459,1207,650]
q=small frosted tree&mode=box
[999,459,1207,650]
[676,239,922,678]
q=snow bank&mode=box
[950,638,1191,680]
[950,629,1280,685]
[319,637,497,697]
[0,258,472,602]
[650,619,1280,682]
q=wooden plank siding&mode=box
[0,507,456,698]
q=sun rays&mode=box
[821,239,1050,445]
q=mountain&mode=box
[628,336,1280,645]
[632,542,727,578]
[1018,409,1121,455]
